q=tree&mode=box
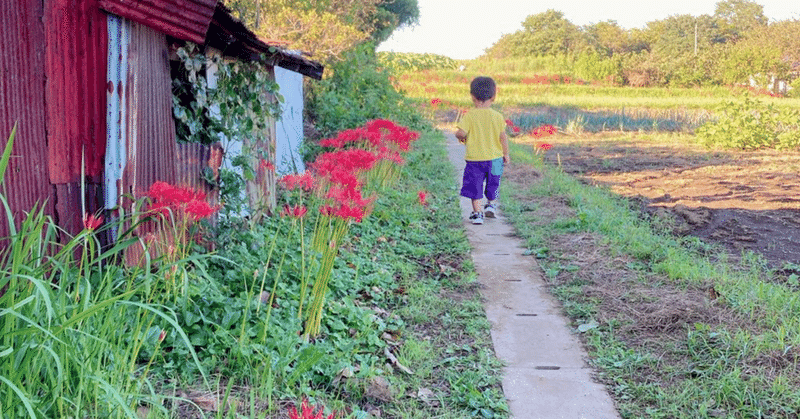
[714,0,768,41]
[644,14,726,57]
[225,0,419,63]
[584,20,648,56]
[369,0,420,44]
[516,10,584,56]
[721,19,800,87]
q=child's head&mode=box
[470,76,496,102]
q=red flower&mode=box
[185,199,219,221]
[145,181,219,221]
[512,126,521,133]
[259,159,275,172]
[417,190,428,206]
[279,172,316,191]
[430,98,442,107]
[280,204,308,218]
[505,119,514,127]
[288,399,334,419]
[538,143,553,151]
[83,213,103,231]
[531,124,557,139]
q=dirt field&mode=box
[523,132,800,270]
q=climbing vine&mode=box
[172,43,284,216]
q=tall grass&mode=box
[0,125,206,418]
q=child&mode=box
[455,76,510,225]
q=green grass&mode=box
[500,140,800,418]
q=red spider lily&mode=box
[364,119,419,152]
[279,172,316,191]
[146,181,219,221]
[83,213,103,231]
[312,149,379,178]
[538,143,553,151]
[280,204,308,218]
[320,202,366,222]
[259,159,275,172]
[531,124,557,139]
[505,119,513,126]
[512,126,521,133]
[288,399,334,419]
[430,98,443,107]
[418,190,428,206]
[319,127,378,149]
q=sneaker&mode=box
[469,211,484,225]
[484,203,498,218]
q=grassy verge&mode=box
[500,140,800,418]
[0,124,508,418]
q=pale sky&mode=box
[377,0,799,60]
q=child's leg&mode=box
[461,161,489,208]
[471,199,483,213]
[484,158,503,204]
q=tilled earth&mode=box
[529,132,800,269]
[503,132,800,416]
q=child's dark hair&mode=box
[470,76,496,101]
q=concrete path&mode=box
[444,131,620,419]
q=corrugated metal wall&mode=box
[122,22,179,205]
[176,142,222,205]
[98,0,218,44]
[45,0,108,236]
[0,1,53,237]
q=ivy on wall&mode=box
[171,43,285,218]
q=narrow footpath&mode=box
[444,131,621,419]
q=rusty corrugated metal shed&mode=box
[98,0,218,45]
[0,0,53,234]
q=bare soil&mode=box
[501,144,800,415]
[525,132,800,269]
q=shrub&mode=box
[377,51,458,74]
[306,46,425,161]
[696,95,800,150]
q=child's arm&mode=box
[455,128,467,144]
[500,131,510,164]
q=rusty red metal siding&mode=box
[45,0,107,185]
[44,0,108,236]
[176,142,221,205]
[98,0,218,45]
[0,0,54,235]
[122,23,178,202]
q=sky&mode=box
[377,0,799,60]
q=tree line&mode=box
[484,0,799,90]
[224,0,419,65]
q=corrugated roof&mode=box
[98,0,218,45]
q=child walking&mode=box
[455,76,510,225]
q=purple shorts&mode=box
[460,158,504,201]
